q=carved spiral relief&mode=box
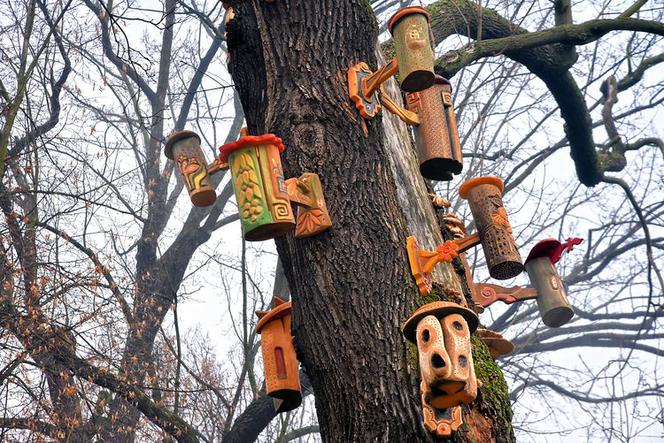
[481,286,497,298]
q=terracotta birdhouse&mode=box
[256,297,302,413]
[387,6,435,92]
[459,177,524,280]
[406,76,463,181]
[402,302,479,437]
[164,131,217,207]
[219,131,332,241]
[525,238,582,327]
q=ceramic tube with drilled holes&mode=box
[406,76,463,181]
[459,177,524,280]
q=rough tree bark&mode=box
[226,1,513,441]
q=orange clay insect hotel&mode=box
[459,176,524,280]
[406,76,463,181]
[256,297,302,413]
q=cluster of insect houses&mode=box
[165,5,582,437]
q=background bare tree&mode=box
[0,0,661,441]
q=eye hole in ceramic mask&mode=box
[422,329,430,343]
[458,355,467,368]
[452,321,463,331]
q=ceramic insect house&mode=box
[525,238,582,327]
[459,177,524,280]
[218,130,332,241]
[256,297,302,413]
[387,6,435,92]
[164,131,218,207]
[402,301,479,437]
[407,177,523,295]
[348,6,435,119]
[406,76,463,181]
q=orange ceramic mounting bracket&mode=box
[455,232,481,253]
[207,157,229,175]
[363,58,399,100]
[348,59,399,119]
[379,88,420,125]
[473,283,537,308]
[285,173,332,238]
[407,233,481,295]
[406,236,439,295]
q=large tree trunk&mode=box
[227,1,514,441]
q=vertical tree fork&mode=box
[226,1,513,441]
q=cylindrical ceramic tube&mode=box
[256,298,302,413]
[164,131,216,207]
[459,177,524,279]
[526,256,574,327]
[221,134,295,241]
[388,6,435,93]
[407,76,463,181]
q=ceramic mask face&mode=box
[416,313,477,410]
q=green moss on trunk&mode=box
[471,336,513,432]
